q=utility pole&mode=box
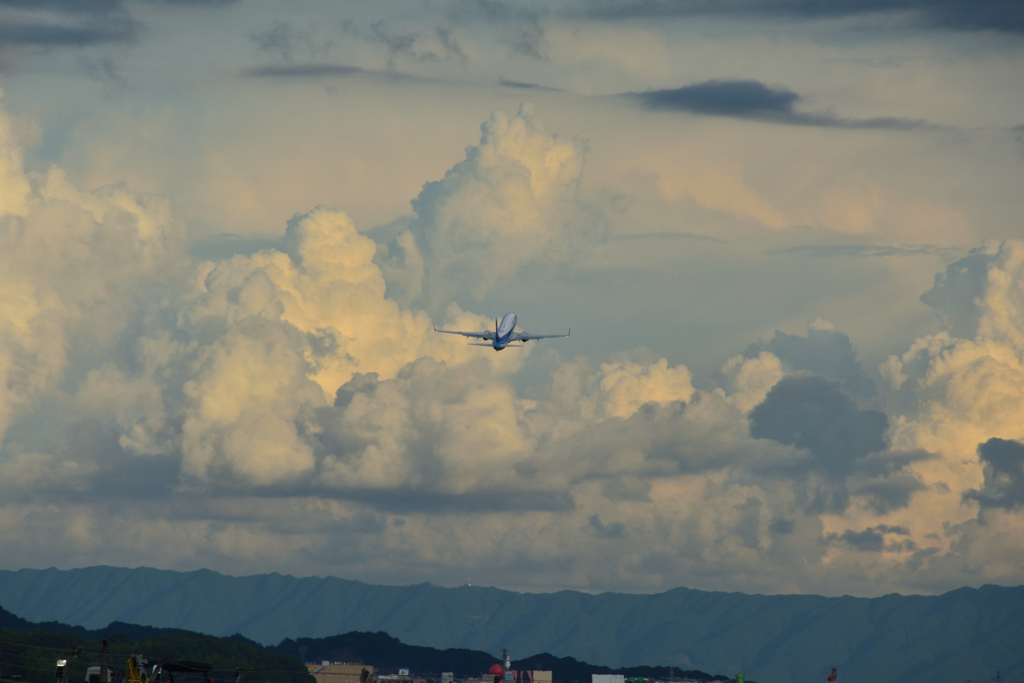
[101,641,109,683]
[151,658,166,683]
[62,647,84,683]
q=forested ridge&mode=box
[0,621,312,683]
[0,608,730,683]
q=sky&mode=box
[0,0,1023,598]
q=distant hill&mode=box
[0,606,730,683]
[1,566,1022,683]
[0,606,313,683]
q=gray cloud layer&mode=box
[0,0,230,65]
[965,438,1024,510]
[630,79,931,129]
[585,0,1024,34]
[750,375,888,475]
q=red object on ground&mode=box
[488,665,505,676]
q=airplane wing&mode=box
[433,324,495,341]
[512,328,570,342]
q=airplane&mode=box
[433,312,569,351]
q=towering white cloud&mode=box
[378,103,604,307]
[866,241,1024,582]
[0,89,185,447]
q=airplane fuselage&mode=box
[494,312,518,349]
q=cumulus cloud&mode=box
[124,206,523,488]
[3,92,1024,598]
[0,95,185,446]
[919,240,1024,348]
[598,357,694,418]
[869,240,1024,581]
[720,351,784,414]
[377,103,606,308]
[743,321,876,398]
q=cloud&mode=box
[0,0,232,50]
[964,438,1024,510]
[470,0,548,60]
[836,527,885,552]
[240,63,404,79]
[870,240,1024,582]
[847,464,928,515]
[831,524,913,552]
[720,351,784,414]
[498,77,559,91]
[377,103,606,308]
[589,513,627,539]
[750,375,888,478]
[0,18,136,46]
[339,20,434,69]
[918,240,1024,346]
[163,206,523,487]
[239,19,471,83]
[147,0,238,6]
[769,244,965,259]
[435,27,467,62]
[744,321,877,398]
[310,353,701,511]
[585,0,1024,34]
[610,231,727,243]
[599,357,694,418]
[4,91,1024,597]
[316,357,539,499]
[243,19,463,82]
[629,80,931,129]
[249,21,332,64]
[636,79,798,117]
[0,99,186,446]
[0,0,231,72]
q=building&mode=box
[307,663,375,683]
[374,674,426,683]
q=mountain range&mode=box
[0,566,1021,683]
